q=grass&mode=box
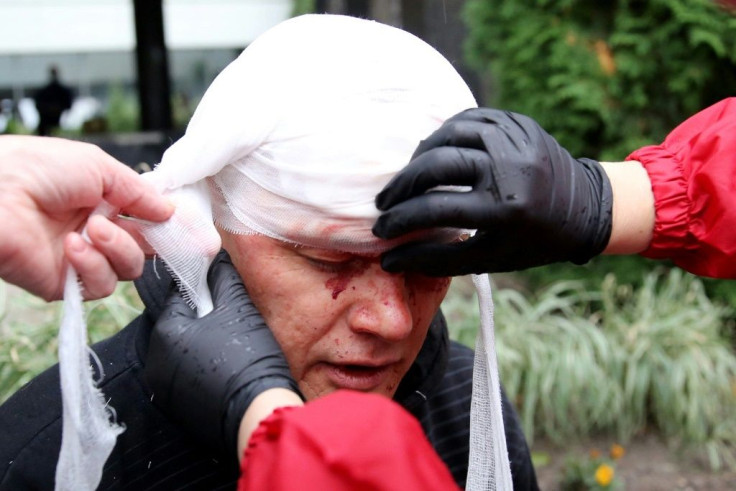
[0,280,142,404]
[443,269,736,470]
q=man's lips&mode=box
[321,361,397,391]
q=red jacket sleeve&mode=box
[626,98,736,278]
[238,390,460,491]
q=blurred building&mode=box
[0,0,292,132]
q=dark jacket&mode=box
[0,262,538,490]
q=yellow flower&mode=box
[610,443,625,460]
[594,464,615,487]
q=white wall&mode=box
[0,0,293,131]
[0,0,292,54]
[0,0,293,86]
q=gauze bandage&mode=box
[57,14,512,491]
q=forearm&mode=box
[600,160,655,255]
[237,388,303,459]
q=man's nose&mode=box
[346,263,413,341]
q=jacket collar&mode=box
[394,310,449,411]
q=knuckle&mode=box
[435,118,465,139]
[459,107,502,123]
[83,283,113,301]
[434,145,463,163]
[120,259,144,280]
[498,198,535,222]
[447,107,479,123]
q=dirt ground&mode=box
[532,433,736,490]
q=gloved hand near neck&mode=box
[372,108,613,276]
[145,250,302,462]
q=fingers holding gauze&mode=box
[373,107,613,275]
[409,107,539,160]
[375,107,540,208]
[373,147,504,238]
[373,110,542,240]
[375,115,505,211]
[64,214,145,299]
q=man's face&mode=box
[221,233,451,401]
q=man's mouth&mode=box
[323,362,393,391]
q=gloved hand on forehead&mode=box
[145,250,301,461]
[372,108,613,276]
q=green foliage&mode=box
[561,445,624,490]
[514,255,663,295]
[105,84,140,133]
[516,255,736,320]
[292,0,316,16]
[171,92,196,130]
[95,85,195,133]
[464,0,736,160]
[443,269,736,469]
[0,281,142,404]
[2,117,32,135]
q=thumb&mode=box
[208,250,249,308]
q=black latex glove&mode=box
[372,108,613,276]
[145,251,301,461]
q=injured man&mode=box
[0,14,538,490]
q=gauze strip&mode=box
[57,14,511,491]
[56,203,124,491]
[469,274,513,490]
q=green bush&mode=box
[0,281,142,404]
[106,84,140,133]
[561,446,624,490]
[443,270,736,469]
[512,255,736,324]
[1,117,32,135]
[464,0,736,160]
[292,0,315,16]
[513,255,662,295]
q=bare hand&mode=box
[0,135,174,300]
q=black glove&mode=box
[145,251,301,461]
[372,108,613,276]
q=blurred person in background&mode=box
[33,65,73,136]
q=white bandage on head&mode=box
[57,14,511,491]
[142,12,479,308]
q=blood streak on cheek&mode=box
[325,262,369,299]
[434,277,452,293]
[416,275,451,294]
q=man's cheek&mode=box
[427,276,452,295]
[409,275,451,301]
[268,315,320,363]
[407,276,451,325]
